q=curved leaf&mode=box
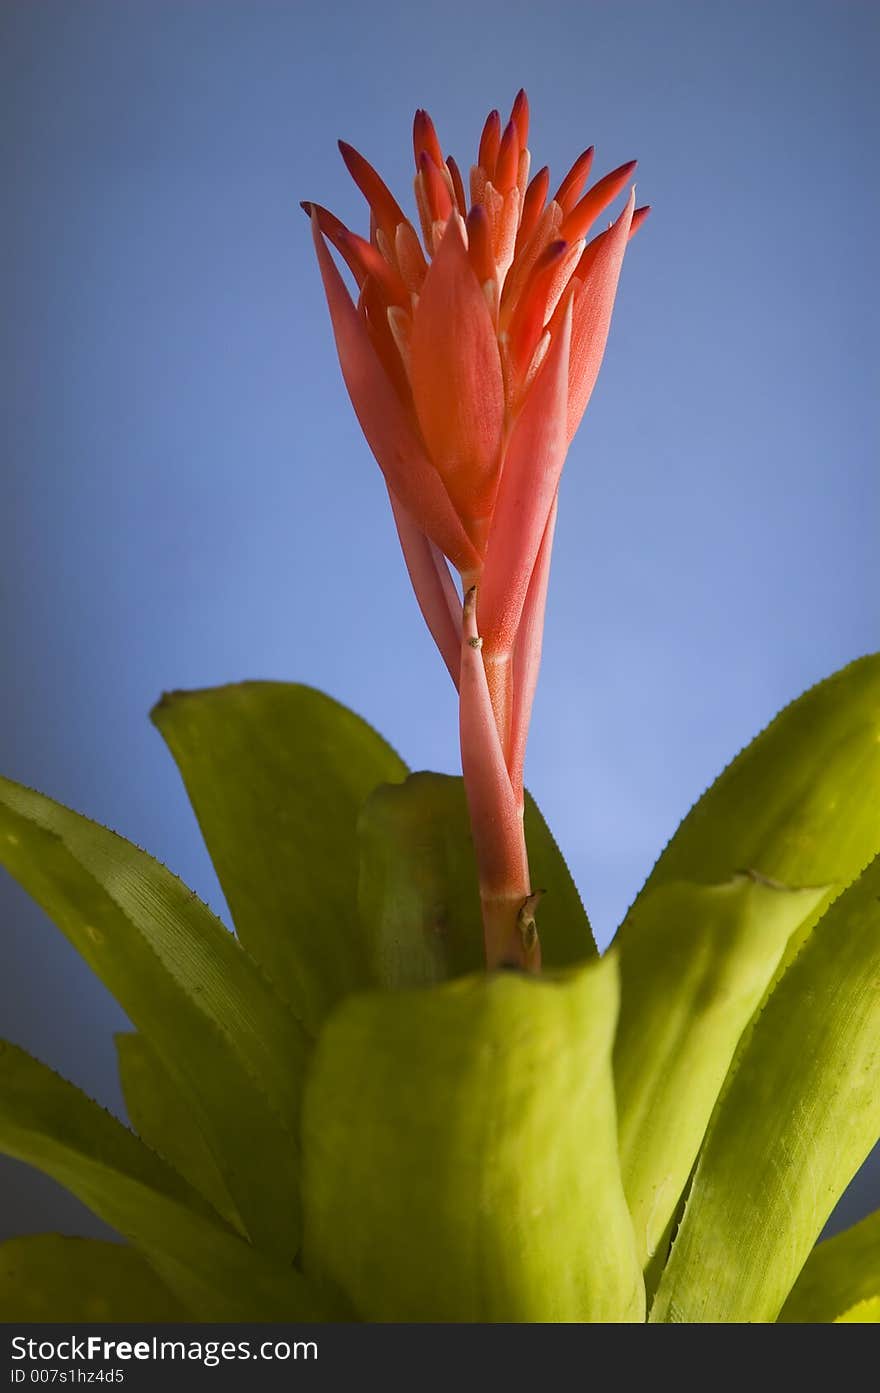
[0,1041,334,1321]
[650,854,880,1324]
[115,1033,239,1229]
[779,1210,880,1323]
[615,874,828,1268]
[835,1297,880,1322]
[0,1236,188,1321]
[524,789,597,964]
[357,773,483,987]
[358,772,595,989]
[152,682,408,1028]
[626,654,880,963]
[302,957,642,1322]
[615,654,880,1273]
[0,777,306,1258]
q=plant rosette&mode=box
[2,93,878,1324]
[1,662,879,1323]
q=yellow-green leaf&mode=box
[630,654,880,964]
[650,854,880,1324]
[301,957,642,1322]
[835,1297,880,1322]
[115,1033,239,1229]
[152,682,408,1029]
[0,1236,188,1321]
[779,1210,880,1323]
[615,874,828,1269]
[525,789,597,965]
[0,777,306,1258]
[357,773,483,987]
[0,1040,334,1321]
[358,772,595,990]
[614,654,880,1272]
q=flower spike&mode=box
[306,96,645,970]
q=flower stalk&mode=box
[306,91,646,970]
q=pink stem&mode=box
[459,586,540,971]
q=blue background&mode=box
[2,1,878,1243]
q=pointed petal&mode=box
[573,195,646,282]
[479,297,572,654]
[409,218,505,543]
[515,166,550,255]
[310,213,479,573]
[303,203,366,287]
[559,160,637,242]
[494,119,520,194]
[509,89,530,149]
[553,147,595,214]
[478,110,502,174]
[494,185,521,280]
[358,275,410,401]
[466,204,495,285]
[446,156,467,216]
[314,214,407,306]
[389,490,461,689]
[337,141,406,241]
[506,239,576,383]
[501,199,564,317]
[394,219,428,292]
[507,495,557,794]
[418,151,453,223]
[566,188,635,441]
[413,109,444,170]
[630,204,651,237]
[516,146,531,198]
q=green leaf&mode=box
[629,653,880,965]
[357,773,483,987]
[0,1040,335,1321]
[650,854,880,1323]
[524,789,597,965]
[0,776,307,1259]
[152,682,408,1029]
[302,957,643,1322]
[614,654,880,1272]
[115,1033,240,1229]
[779,1210,880,1323]
[358,772,595,989]
[615,874,828,1268]
[0,1236,188,1321]
[835,1297,880,1323]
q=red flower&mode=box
[306,92,646,969]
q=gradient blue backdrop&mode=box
[2,0,878,1243]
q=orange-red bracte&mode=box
[305,91,646,971]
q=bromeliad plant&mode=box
[1,94,879,1325]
